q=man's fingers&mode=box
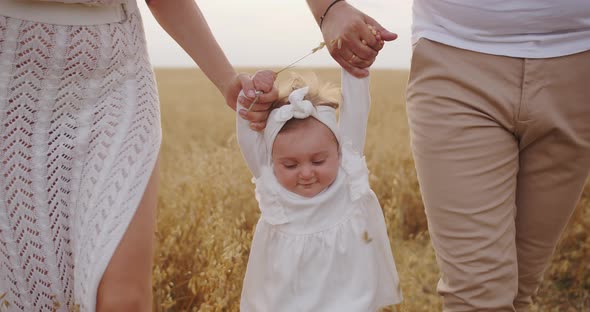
[339,48,374,68]
[333,53,369,78]
[330,28,377,69]
[365,16,397,42]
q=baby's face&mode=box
[272,118,340,198]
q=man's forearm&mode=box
[306,0,344,26]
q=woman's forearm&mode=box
[147,0,236,94]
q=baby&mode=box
[236,69,402,311]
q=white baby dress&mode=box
[236,70,402,311]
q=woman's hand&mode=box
[316,1,398,77]
[223,70,278,131]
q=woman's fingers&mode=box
[248,120,267,131]
[238,105,270,130]
[237,80,277,131]
[238,87,277,110]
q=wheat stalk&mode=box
[274,41,328,76]
[246,41,330,112]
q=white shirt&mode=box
[412,0,590,58]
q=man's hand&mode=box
[319,2,397,77]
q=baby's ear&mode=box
[252,70,277,93]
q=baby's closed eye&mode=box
[282,162,297,169]
[312,159,326,165]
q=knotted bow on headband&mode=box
[263,86,340,160]
[275,86,316,122]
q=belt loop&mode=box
[120,3,128,23]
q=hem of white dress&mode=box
[376,296,403,310]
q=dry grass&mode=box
[152,68,589,311]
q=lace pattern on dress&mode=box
[33,0,128,5]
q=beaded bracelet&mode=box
[319,0,345,29]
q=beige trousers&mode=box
[406,39,590,311]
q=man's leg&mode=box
[513,50,590,311]
[407,39,523,311]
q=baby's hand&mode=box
[252,70,277,94]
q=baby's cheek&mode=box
[273,167,293,187]
[318,164,337,186]
[330,167,339,181]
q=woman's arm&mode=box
[147,0,257,111]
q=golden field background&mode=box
[152,68,589,311]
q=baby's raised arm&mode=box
[339,70,371,154]
[236,70,278,177]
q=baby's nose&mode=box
[299,166,314,179]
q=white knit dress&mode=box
[237,71,402,311]
[0,1,161,311]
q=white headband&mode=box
[263,86,339,159]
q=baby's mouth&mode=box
[299,181,317,187]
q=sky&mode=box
[138,0,413,69]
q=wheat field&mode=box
[152,68,589,312]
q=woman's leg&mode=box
[96,158,160,312]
